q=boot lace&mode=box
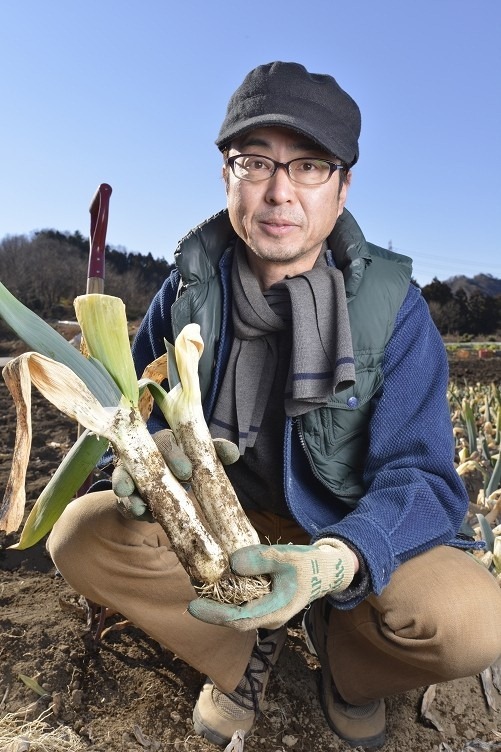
[228,628,283,712]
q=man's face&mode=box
[224,126,350,274]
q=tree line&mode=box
[0,230,500,339]
[421,278,501,338]
[0,230,174,320]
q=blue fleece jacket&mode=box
[132,247,469,609]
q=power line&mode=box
[388,242,501,278]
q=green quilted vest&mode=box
[298,246,412,507]
[172,209,412,506]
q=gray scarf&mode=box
[209,242,355,454]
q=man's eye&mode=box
[244,159,267,170]
[297,160,321,172]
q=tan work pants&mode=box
[48,490,501,701]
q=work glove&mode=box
[112,428,239,521]
[188,538,356,631]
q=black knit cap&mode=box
[216,61,361,167]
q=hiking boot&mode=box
[303,600,386,750]
[192,626,287,746]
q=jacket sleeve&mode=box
[313,284,469,605]
[131,269,180,433]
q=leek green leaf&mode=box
[74,294,139,404]
[18,674,49,697]
[0,281,120,405]
[164,339,180,389]
[13,430,108,549]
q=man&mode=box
[48,62,501,750]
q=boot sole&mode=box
[192,702,247,747]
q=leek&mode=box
[140,324,261,556]
[1,289,269,601]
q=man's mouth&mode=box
[260,218,299,235]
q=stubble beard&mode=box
[246,238,321,266]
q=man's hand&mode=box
[112,429,239,521]
[188,539,357,631]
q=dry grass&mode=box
[0,705,86,751]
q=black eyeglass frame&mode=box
[226,153,347,185]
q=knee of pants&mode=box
[380,567,501,679]
[47,490,130,586]
[47,491,168,598]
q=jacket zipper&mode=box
[292,417,328,487]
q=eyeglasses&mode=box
[226,154,346,185]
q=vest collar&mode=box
[174,208,372,300]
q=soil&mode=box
[1,345,501,752]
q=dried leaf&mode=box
[138,353,167,421]
[0,357,32,532]
[223,729,245,752]
[1,353,113,535]
[462,740,501,750]
[493,537,501,574]
[484,498,501,528]
[480,667,497,711]
[420,684,444,732]
[132,725,151,747]
[490,656,501,692]
[100,619,131,639]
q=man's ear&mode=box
[222,164,229,192]
[338,170,352,215]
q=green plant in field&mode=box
[449,377,501,579]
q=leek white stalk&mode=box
[103,404,228,584]
[143,324,260,554]
[140,325,271,603]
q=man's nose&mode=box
[264,165,294,203]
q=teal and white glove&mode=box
[188,538,357,631]
[112,429,239,521]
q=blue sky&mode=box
[0,0,499,287]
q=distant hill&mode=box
[445,273,501,298]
